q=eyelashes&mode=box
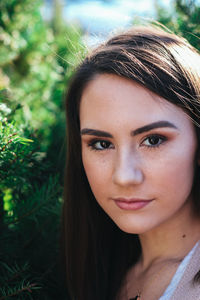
[141,134,167,148]
[87,134,167,151]
[88,139,114,151]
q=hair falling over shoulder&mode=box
[61,24,200,300]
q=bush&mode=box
[155,0,200,51]
[0,0,84,298]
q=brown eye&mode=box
[98,141,111,149]
[89,140,113,151]
[142,135,167,148]
[148,136,160,145]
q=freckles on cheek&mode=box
[82,154,109,190]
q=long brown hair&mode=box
[62,25,200,300]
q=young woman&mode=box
[62,26,200,300]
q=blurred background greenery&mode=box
[0,0,199,298]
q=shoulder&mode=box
[170,241,200,300]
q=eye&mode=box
[141,134,167,148]
[88,139,114,151]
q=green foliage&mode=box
[0,0,84,298]
[0,100,66,298]
[0,0,59,150]
[155,0,200,51]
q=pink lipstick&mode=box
[113,198,153,210]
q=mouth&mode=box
[112,198,154,210]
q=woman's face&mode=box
[80,74,198,234]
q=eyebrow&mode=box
[80,121,178,138]
[80,128,113,137]
[131,121,178,136]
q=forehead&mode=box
[79,74,193,131]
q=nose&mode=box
[112,149,144,187]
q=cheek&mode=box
[82,150,112,198]
[151,144,197,202]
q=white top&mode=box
[159,241,199,300]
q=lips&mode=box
[112,198,154,210]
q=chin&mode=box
[112,215,163,234]
[114,221,150,235]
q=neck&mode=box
[138,201,200,270]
